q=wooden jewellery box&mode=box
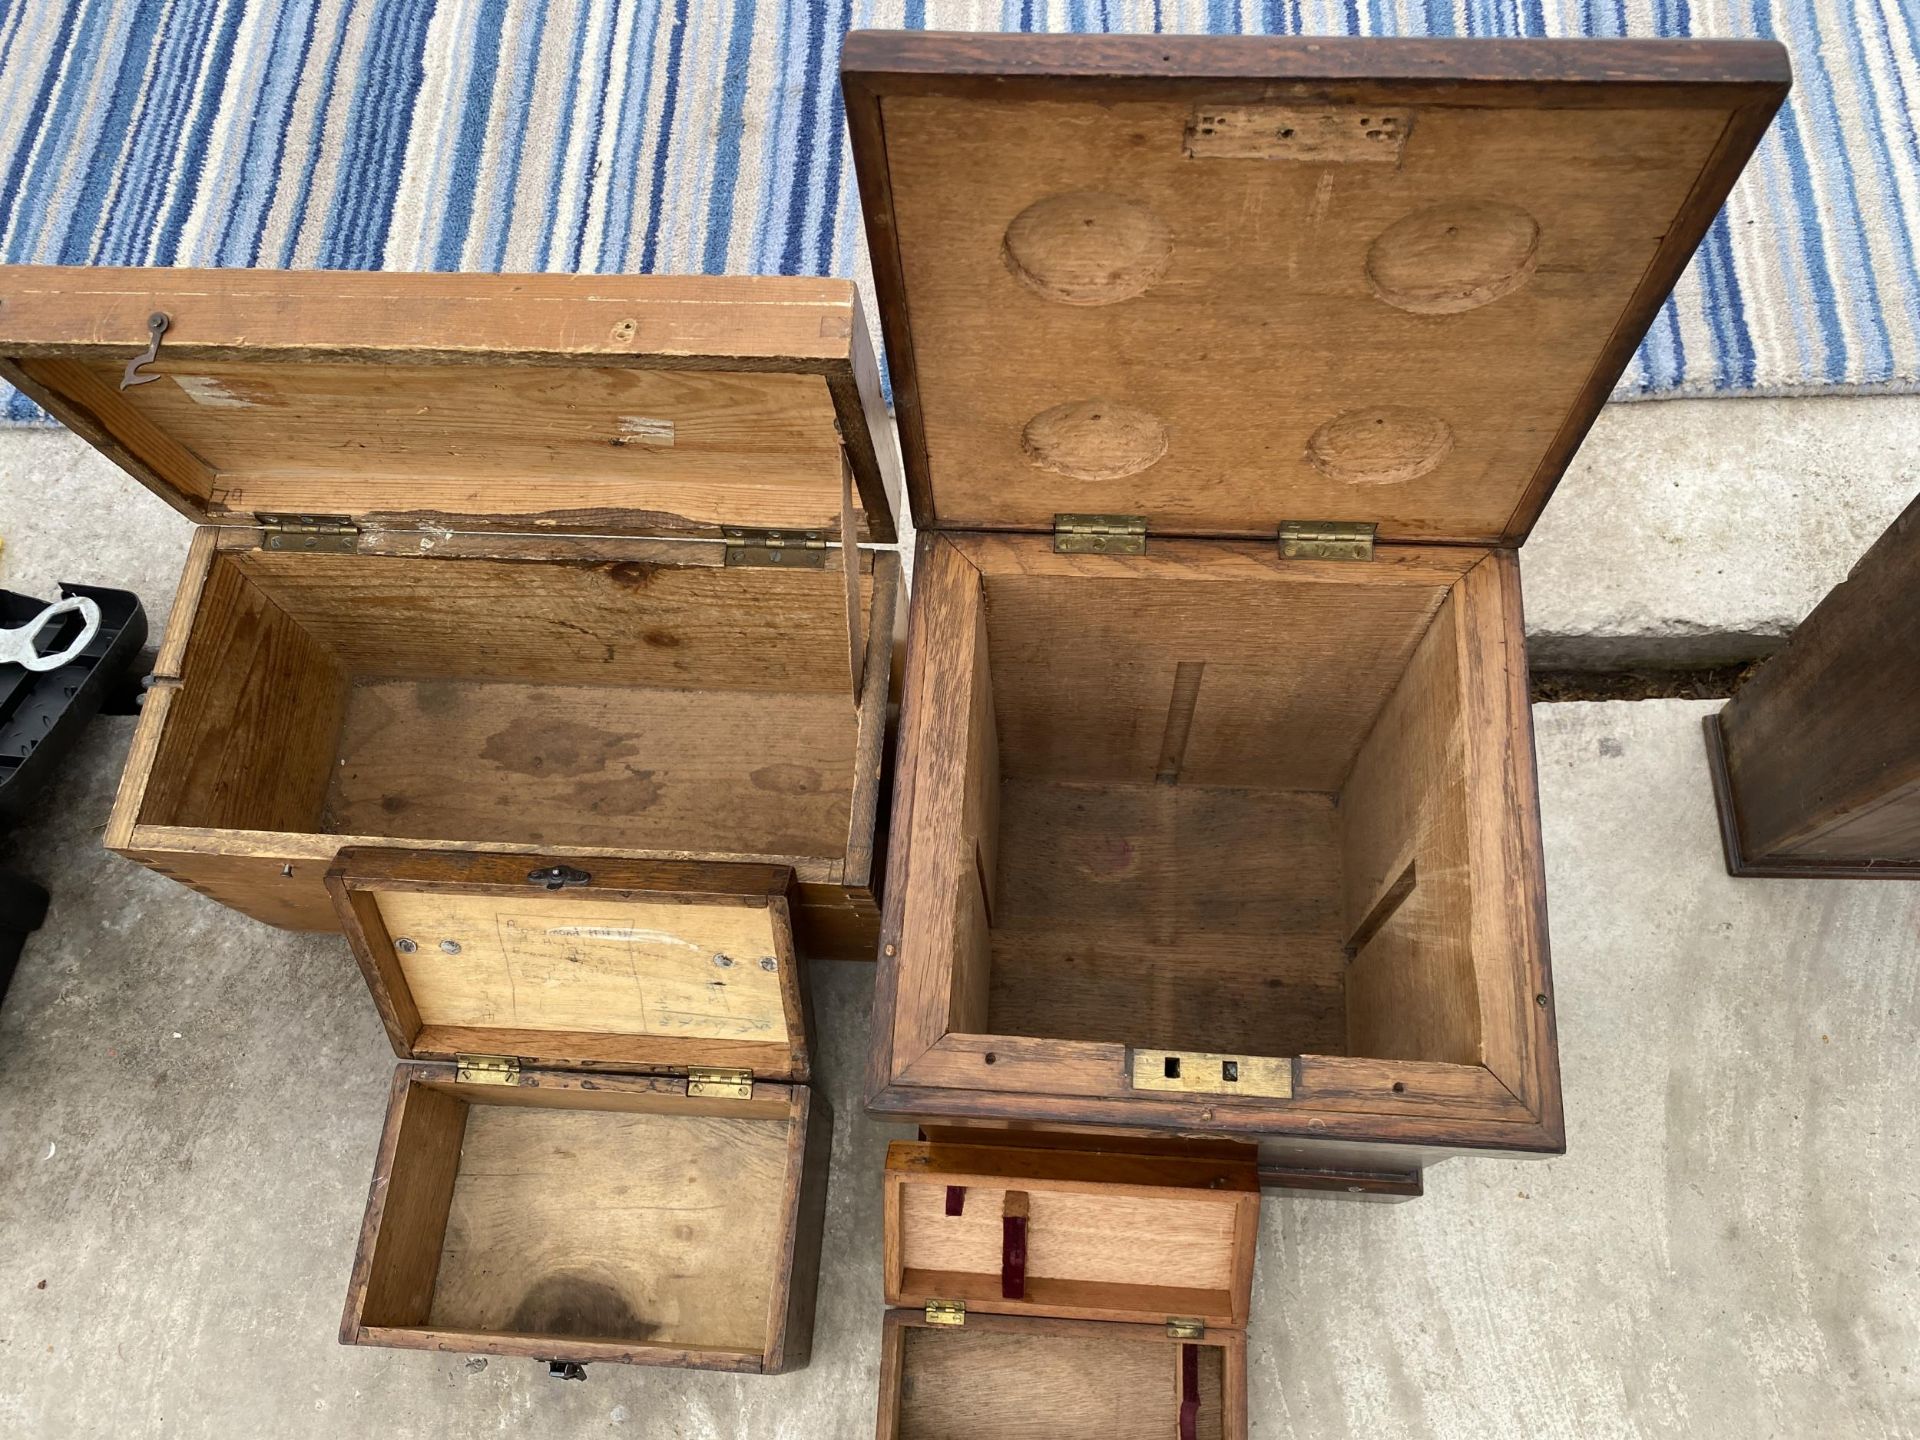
[846,34,1789,1186]
[0,266,902,959]
[876,1139,1258,1438]
[331,848,828,1372]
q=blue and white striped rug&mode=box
[0,1,1915,421]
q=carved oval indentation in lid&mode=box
[1002,192,1174,306]
[1306,406,1454,486]
[1022,399,1168,481]
[1365,200,1542,316]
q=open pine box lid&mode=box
[842,33,1789,545]
[0,266,898,544]
[883,1140,1259,1330]
[328,849,810,1083]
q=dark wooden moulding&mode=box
[0,265,905,961]
[844,31,1790,1196]
[1706,489,1920,878]
[332,848,832,1373]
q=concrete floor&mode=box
[2,700,1915,1438]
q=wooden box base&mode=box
[343,1064,830,1373]
[878,1311,1246,1440]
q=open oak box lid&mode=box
[842,33,1789,546]
[883,1141,1260,1330]
[327,849,810,1084]
[0,265,898,544]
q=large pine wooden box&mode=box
[876,1138,1258,1437]
[846,34,1789,1186]
[0,267,902,959]
[332,848,829,1372]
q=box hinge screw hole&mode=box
[1164,1056,1182,1079]
[1221,1061,1239,1082]
[395,937,417,954]
[1392,1081,1406,1094]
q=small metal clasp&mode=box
[120,311,170,390]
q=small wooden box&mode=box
[0,267,902,958]
[877,1139,1257,1438]
[332,848,829,1372]
[846,34,1789,1182]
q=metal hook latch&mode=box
[527,865,591,891]
[120,311,170,389]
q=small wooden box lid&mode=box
[883,1141,1260,1331]
[328,848,810,1084]
[0,265,898,542]
[842,33,1789,545]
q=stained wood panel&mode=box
[990,778,1347,1057]
[356,1081,467,1329]
[232,550,869,694]
[845,33,1789,542]
[1338,590,1480,1066]
[898,1178,1238,1296]
[323,680,856,859]
[0,265,898,539]
[372,890,789,1044]
[1716,492,1920,866]
[963,535,1465,790]
[427,1105,788,1351]
[140,558,350,831]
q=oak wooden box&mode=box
[847,34,1789,1183]
[0,266,902,959]
[332,848,829,1372]
[876,1139,1257,1438]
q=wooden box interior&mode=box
[348,1069,811,1366]
[138,547,877,866]
[900,533,1529,1082]
[879,1312,1241,1440]
[884,1141,1258,1327]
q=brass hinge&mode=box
[1167,1318,1206,1340]
[686,1066,753,1099]
[257,513,360,554]
[723,526,829,568]
[1278,520,1374,562]
[455,1054,521,1086]
[924,1299,966,1327]
[1054,513,1147,555]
